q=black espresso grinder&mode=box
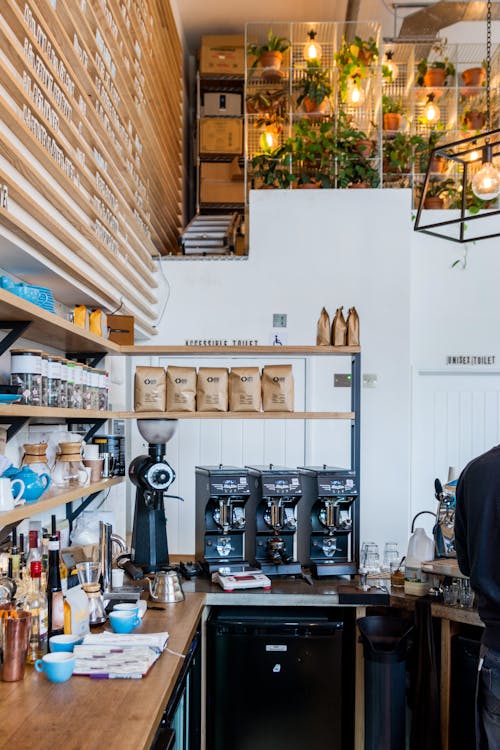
[128,419,183,574]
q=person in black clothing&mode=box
[455,445,500,749]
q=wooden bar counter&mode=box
[0,593,205,750]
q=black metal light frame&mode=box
[414,0,500,243]
[414,129,500,242]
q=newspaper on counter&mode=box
[73,632,170,679]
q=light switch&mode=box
[272,314,287,328]
[363,374,378,388]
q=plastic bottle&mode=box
[404,527,434,595]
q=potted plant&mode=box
[336,114,379,188]
[246,88,289,116]
[415,127,448,174]
[248,29,290,80]
[334,35,379,102]
[461,63,486,88]
[287,117,336,187]
[250,145,295,189]
[463,107,487,131]
[416,56,455,88]
[382,94,405,131]
[419,177,457,209]
[295,60,333,114]
[383,132,426,185]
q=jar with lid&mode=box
[46,355,61,407]
[66,361,75,409]
[10,349,42,406]
[52,443,89,488]
[40,353,49,407]
[70,361,83,409]
[59,358,68,408]
[22,443,51,478]
[82,366,92,410]
[90,367,100,410]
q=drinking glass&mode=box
[382,542,400,572]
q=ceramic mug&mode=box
[35,652,75,683]
[83,458,103,483]
[49,634,84,653]
[0,477,24,511]
[114,603,139,617]
[108,611,140,634]
[83,444,99,460]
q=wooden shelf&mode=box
[0,288,121,354]
[123,411,355,420]
[0,476,124,526]
[0,405,115,420]
[120,345,360,355]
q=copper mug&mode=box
[0,609,31,681]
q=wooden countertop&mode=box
[0,593,205,750]
[389,589,483,627]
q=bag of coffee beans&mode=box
[331,306,347,346]
[166,366,196,412]
[262,365,294,412]
[229,367,261,412]
[316,307,331,346]
[134,366,166,412]
[346,306,360,346]
[197,367,228,412]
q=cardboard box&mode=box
[200,162,245,204]
[201,92,242,116]
[200,35,245,75]
[107,314,135,345]
[200,118,242,155]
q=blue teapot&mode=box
[7,466,50,503]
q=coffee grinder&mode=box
[247,464,302,576]
[129,419,182,573]
[195,465,252,573]
[298,465,358,577]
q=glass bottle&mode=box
[26,529,42,571]
[9,529,21,581]
[46,516,64,638]
[24,560,49,663]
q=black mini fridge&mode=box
[207,607,349,750]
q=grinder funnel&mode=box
[137,419,178,444]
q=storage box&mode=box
[200,162,245,204]
[200,35,245,75]
[107,314,135,345]
[201,92,242,116]
[199,118,242,155]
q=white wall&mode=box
[144,189,413,554]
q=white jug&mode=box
[0,477,25,511]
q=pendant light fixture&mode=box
[303,30,322,61]
[423,93,440,124]
[346,76,366,107]
[384,50,399,82]
[414,0,500,243]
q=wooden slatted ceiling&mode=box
[0,0,183,332]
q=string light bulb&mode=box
[424,93,440,124]
[347,78,365,107]
[384,51,399,82]
[303,30,322,61]
[260,126,278,151]
[471,143,500,200]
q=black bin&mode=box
[358,615,414,750]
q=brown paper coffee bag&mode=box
[262,364,294,412]
[316,307,331,346]
[229,367,261,412]
[134,366,166,412]
[197,367,228,412]
[346,306,360,346]
[166,366,196,412]
[331,306,347,346]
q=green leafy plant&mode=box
[334,35,379,101]
[383,133,427,175]
[336,112,379,187]
[295,60,333,108]
[424,176,457,199]
[246,88,289,130]
[382,94,405,115]
[250,145,295,189]
[287,117,336,187]
[248,29,290,60]
[416,57,455,87]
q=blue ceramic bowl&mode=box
[49,634,84,652]
[109,610,140,634]
[35,652,75,683]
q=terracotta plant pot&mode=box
[429,156,447,174]
[259,51,283,81]
[349,182,371,189]
[461,67,485,87]
[464,111,486,131]
[424,196,444,209]
[356,139,375,158]
[423,68,447,87]
[383,113,402,131]
[302,96,329,114]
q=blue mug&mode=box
[114,603,140,617]
[108,610,140,634]
[49,634,84,652]
[35,652,75,682]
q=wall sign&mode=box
[446,355,496,365]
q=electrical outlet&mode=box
[272,314,287,328]
[363,374,378,388]
[334,374,352,387]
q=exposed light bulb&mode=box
[347,79,365,107]
[468,148,481,162]
[384,51,399,82]
[260,128,277,151]
[424,94,440,123]
[303,30,322,61]
[472,161,500,200]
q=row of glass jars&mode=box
[10,349,109,410]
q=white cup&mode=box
[111,568,124,588]
[0,477,24,511]
[83,444,99,460]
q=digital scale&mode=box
[212,570,272,591]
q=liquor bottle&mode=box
[46,515,64,637]
[9,529,21,581]
[24,560,48,663]
[57,531,68,594]
[26,529,42,570]
[19,533,26,574]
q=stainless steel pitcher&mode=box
[147,570,185,603]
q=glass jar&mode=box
[71,362,83,409]
[10,349,42,406]
[82,366,92,410]
[90,367,100,411]
[40,353,49,407]
[66,361,75,409]
[59,358,68,408]
[52,443,89,488]
[46,355,61,407]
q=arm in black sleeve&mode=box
[454,470,470,577]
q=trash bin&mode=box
[357,615,414,750]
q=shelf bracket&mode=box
[0,320,31,356]
[66,352,106,369]
[65,491,103,531]
[65,417,106,444]
[4,417,30,442]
